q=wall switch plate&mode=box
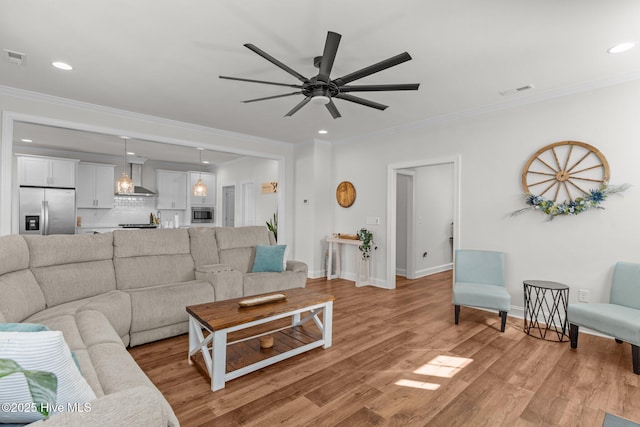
[366,217,380,225]
[578,289,590,303]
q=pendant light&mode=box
[192,148,208,197]
[116,137,134,194]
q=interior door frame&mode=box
[386,155,461,289]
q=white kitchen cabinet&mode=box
[77,162,115,208]
[156,170,188,210]
[16,154,77,188]
[189,172,216,206]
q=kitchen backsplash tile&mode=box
[78,196,186,227]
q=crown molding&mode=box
[0,85,290,148]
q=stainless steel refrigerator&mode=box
[19,187,76,235]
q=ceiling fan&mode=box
[219,31,420,119]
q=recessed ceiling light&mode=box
[126,152,135,156]
[20,138,32,143]
[202,160,210,164]
[318,129,328,135]
[119,136,130,139]
[52,61,73,71]
[607,42,636,54]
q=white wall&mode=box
[293,140,333,277]
[215,156,278,229]
[330,79,640,313]
[414,163,454,275]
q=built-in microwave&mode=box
[191,206,214,223]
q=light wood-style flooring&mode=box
[129,271,640,426]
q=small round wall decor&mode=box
[517,140,628,218]
[336,181,356,208]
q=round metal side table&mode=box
[523,280,570,342]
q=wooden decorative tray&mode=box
[337,233,359,240]
[238,293,287,307]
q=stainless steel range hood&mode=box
[115,158,156,197]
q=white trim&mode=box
[414,263,453,279]
[387,156,461,290]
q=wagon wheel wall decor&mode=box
[521,141,610,203]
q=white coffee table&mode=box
[187,287,334,391]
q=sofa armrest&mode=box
[30,386,171,427]
[195,265,243,300]
[286,260,308,276]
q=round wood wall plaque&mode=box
[336,181,356,207]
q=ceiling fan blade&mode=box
[243,91,302,103]
[333,52,413,86]
[244,43,309,83]
[285,97,312,117]
[325,99,342,119]
[219,76,302,89]
[318,31,341,82]
[335,94,388,110]
[339,83,420,92]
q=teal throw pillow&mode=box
[0,323,50,332]
[252,245,287,273]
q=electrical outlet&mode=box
[578,289,590,303]
[366,217,380,225]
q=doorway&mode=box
[386,156,460,289]
[222,185,235,227]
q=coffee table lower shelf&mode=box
[188,299,333,391]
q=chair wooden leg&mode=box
[632,345,639,375]
[499,311,507,332]
[454,305,460,325]
[569,324,579,349]
[615,338,623,344]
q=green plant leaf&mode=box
[0,358,22,378]
[0,359,58,418]
[24,370,58,417]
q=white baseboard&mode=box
[413,263,453,279]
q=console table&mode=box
[326,237,370,287]
[523,280,570,342]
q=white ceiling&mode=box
[2,0,640,145]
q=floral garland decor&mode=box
[514,183,629,219]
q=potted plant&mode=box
[266,212,278,242]
[357,228,376,260]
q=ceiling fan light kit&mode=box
[220,31,420,119]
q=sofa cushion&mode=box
[112,229,190,258]
[243,271,307,296]
[0,269,46,323]
[126,280,215,333]
[219,247,255,274]
[0,235,47,323]
[215,226,272,249]
[114,254,196,290]
[0,234,29,275]
[25,290,131,343]
[0,330,96,424]
[252,245,286,272]
[24,234,117,307]
[113,229,196,290]
[31,260,117,307]
[188,227,220,266]
[24,233,114,268]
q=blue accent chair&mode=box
[453,249,511,332]
[568,261,640,375]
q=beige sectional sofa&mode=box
[0,226,307,426]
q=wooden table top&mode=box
[186,287,335,331]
